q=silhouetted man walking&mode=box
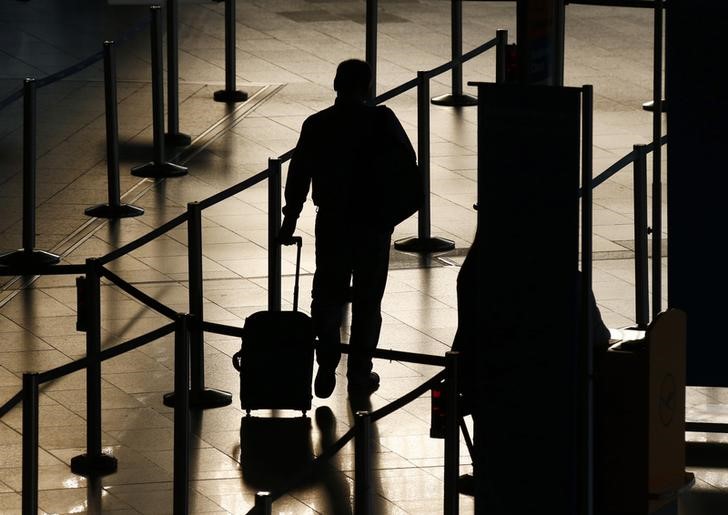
[278,59,417,398]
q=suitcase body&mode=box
[232,237,314,414]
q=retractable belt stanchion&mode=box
[131,5,188,178]
[0,78,60,268]
[365,0,378,101]
[254,492,273,514]
[354,411,373,515]
[495,29,508,84]
[163,202,232,409]
[633,145,650,329]
[165,0,192,147]
[268,159,282,312]
[432,0,477,107]
[21,373,39,515]
[71,259,118,477]
[650,0,664,319]
[394,72,455,253]
[85,41,144,219]
[173,313,191,515]
[213,0,248,103]
[443,351,460,515]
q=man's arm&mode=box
[279,119,313,243]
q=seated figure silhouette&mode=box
[278,59,417,398]
[452,228,611,505]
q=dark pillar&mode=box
[667,1,728,386]
[516,0,565,86]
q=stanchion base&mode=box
[164,132,192,147]
[84,203,145,219]
[642,99,668,113]
[394,236,455,253]
[70,453,118,478]
[162,388,233,409]
[131,161,188,178]
[0,249,60,268]
[431,93,478,107]
[213,89,248,103]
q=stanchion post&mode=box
[22,373,39,515]
[131,5,188,178]
[85,41,144,219]
[163,203,232,409]
[214,0,248,103]
[580,84,595,515]
[633,145,650,329]
[71,259,118,477]
[0,78,60,268]
[444,352,460,515]
[254,492,273,515]
[173,313,191,515]
[365,0,378,101]
[354,411,373,515]
[495,29,508,84]
[165,0,192,147]
[432,0,477,106]
[651,0,664,319]
[268,159,282,312]
[394,72,455,253]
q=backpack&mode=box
[366,106,422,230]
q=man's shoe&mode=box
[314,368,336,399]
[347,372,380,395]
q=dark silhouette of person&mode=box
[278,59,416,398]
[452,228,611,504]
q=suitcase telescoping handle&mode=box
[291,236,302,312]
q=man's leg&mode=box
[347,229,391,391]
[311,215,352,397]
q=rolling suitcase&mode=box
[232,237,314,415]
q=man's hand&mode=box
[277,216,297,245]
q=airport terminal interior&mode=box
[0,0,725,513]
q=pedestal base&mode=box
[394,236,455,253]
[431,93,478,107]
[70,452,118,478]
[213,89,248,103]
[84,203,145,219]
[0,249,60,268]
[163,388,233,409]
[131,161,188,178]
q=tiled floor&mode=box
[0,1,725,513]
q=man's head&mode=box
[334,59,372,101]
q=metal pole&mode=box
[0,79,59,267]
[580,84,594,515]
[254,492,273,515]
[173,314,191,515]
[131,6,187,178]
[268,159,282,312]
[444,352,460,515]
[213,0,248,103]
[365,0,378,101]
[71,259,118,477]
[354,411,373,515]
[651,0,664,319]
[188,202,205,394]
[22,78,36,254]
[394,73,454,253]
[495,30,508,84]
[432,1,477,106]
[166,0,192,147]
[163,204,232,409]
[633,146,650,329]
[85,41,144,219]
[22,373,39,515]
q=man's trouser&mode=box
[311,213,391,384]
